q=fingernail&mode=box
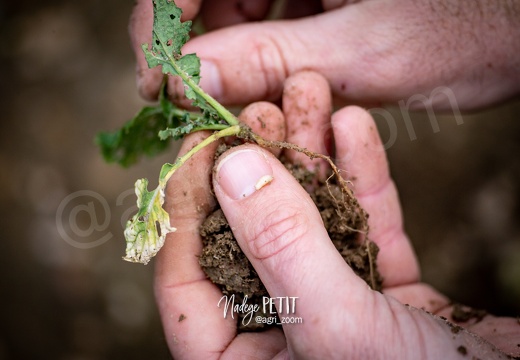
[216,149,274,200]
[200,60,223,100]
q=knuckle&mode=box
[247,206,308,260]
[250,35,288,100]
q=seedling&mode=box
[96,0,367,269]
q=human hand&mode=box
[154,71,520,359]
[131,0,520,111]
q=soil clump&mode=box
[199,155,382,331]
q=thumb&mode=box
[175,5,406,106]
[212,144,372,332]
[166,1,512,110]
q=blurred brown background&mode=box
[1,1,519,359]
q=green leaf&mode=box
[95,106,171,167]
[141,0,220,120]
[159,162,174,183]
[123,177,175,265]
[95,79,212,166]
[158,112,229,140]
[158,125,191,140]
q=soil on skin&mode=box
[199,156,383,331]
[451,303,487,323]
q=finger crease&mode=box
[159,276,209,292]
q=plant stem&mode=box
[191,124,230,132]
[157,34,239,127]
[159,125,241,187]
[170,108,202,121]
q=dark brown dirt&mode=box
[457,345,468,356]
[199,157,382,331]
[451,303,487,323]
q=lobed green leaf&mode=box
[95,79,214,166]
[95,106,171,167]
[141,0,220,121]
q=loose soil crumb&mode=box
[199,158,382,331]
[451,303,487,323]
[451,325,463,334]
[457,345,468,355]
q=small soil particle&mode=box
[256,116,266,129]
[457,345,468,355]
[451,325,463,334]
[451,303,487,323]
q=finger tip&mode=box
[137,67,163,101]
[239,102,285,136]
[238,102,286,156]
[332,105,389,182]
[283,70,332,173]
[165,76,195,107]
[331,105,378,146]
[332,105,371,125]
